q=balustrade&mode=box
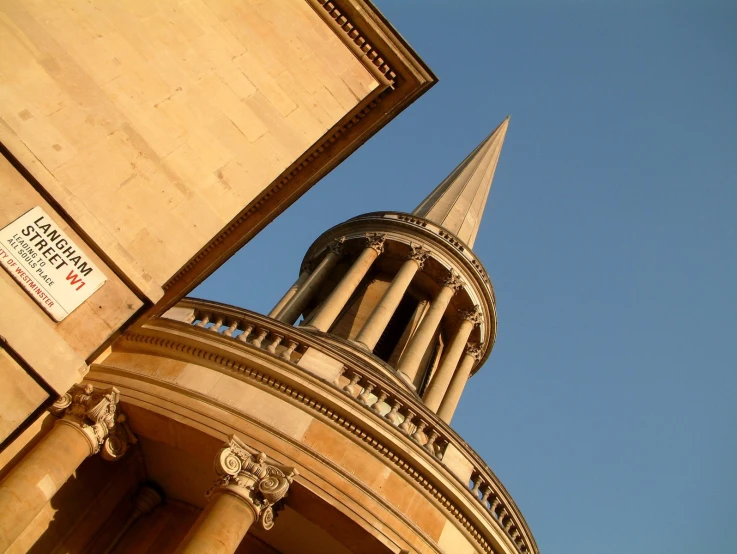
[166,299,535,554]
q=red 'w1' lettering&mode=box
[66,270,85,291]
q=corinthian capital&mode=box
[441,269,464,292]
[459,305,483,327]
[407,243,431,270]
[465,342,484,361]
[328,236,346,256]
[209,436,298,530]
[300,258,317,274]
[50,384,136,461]
[365,233,386,255]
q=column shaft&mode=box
[423,319,475,411]
[310,246,379,332]
[268,269,311,318]
[276,251,340,324]
[437,351,476,423]
[0,422,93,551]
[355,258,420,350]
[174,492,255,554]
[397,285,455,382]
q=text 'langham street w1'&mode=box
[0,206,106,321]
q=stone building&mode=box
[0,1,537,553]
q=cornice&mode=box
[152,0,436,320]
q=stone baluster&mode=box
[222,320,239,337]
[370,390,389,414]
[490,497,501,516]
[209,316,224,332]
[236,324,254,343]
[397,269,463,383]
[385,400,403,426]
[499,507,509,525]
[437,342,484,423]
[309,233,386,332]
[275,238,345,325]
[471,474,484,498]
[481,485,493,508]
[399,409,415,434]
[423,429,439,457]
[268,260,314,318]
[504,516,514,532]
[423,306,483,412]
[355,243,430,350]
[357,382,376,406]
[411,419,428,445]
[174,437,296,554]
[280,340,299,361]
[250,329,269,348]
[435,437,448,460]
[342,372,363,397]
[266,334,283,353]
[0,385,134,552]
[195,314,210,327]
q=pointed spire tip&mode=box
[412,116,510,248]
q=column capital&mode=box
[465,342,484,361]
[299,258,317,274]
[407,243,431,270]
[459,305,483,327]
[441,268,464,292]
[50,384,136,461]
[365,232,386,254]
[208,436,298,530]
[327,236,347,256]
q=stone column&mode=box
[437,343,483,423]
[355,243,430,351]
[309,233,386,332]
[423,306,483,412]
[275,237,345,325]
[0,385,134,552]
[175,436,297,554]
[268,263,314,318]
[397,269,463,383]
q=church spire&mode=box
[412,116,509,248]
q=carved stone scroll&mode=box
[208,436,298,530]
[49,384,136,461]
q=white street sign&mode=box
[0,206,107,321]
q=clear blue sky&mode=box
[195,2,737,552]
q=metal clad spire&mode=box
[413,116,510,248]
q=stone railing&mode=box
[164,298,536,554]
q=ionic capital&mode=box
[407,243,431,270]
[50,384,136,461]
[365,233,386,255]
[441,269,464,292]
[208,436,298,530]
[328,236,346,256]
[465,342,484,361]
[459,305,483,327]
